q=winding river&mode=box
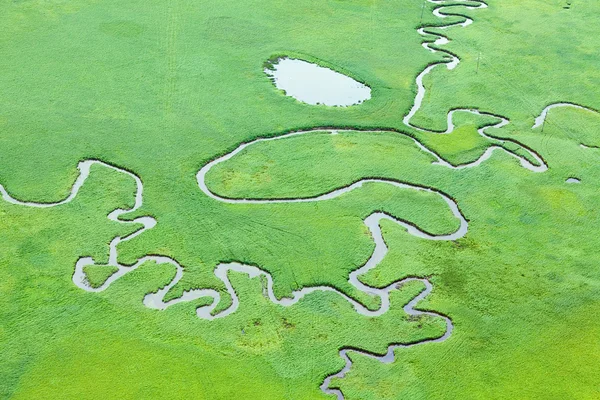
[3,0,596,398]
[532,102,598,129]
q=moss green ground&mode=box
[1,0,599,399]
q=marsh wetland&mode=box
[1,0,599,399]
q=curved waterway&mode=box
[320,278,453,400]
[1,160,465,322]
[533,102,598,129]
[1,0,582,398]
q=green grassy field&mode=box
[1,0,599,399]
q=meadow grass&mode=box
[410,0,600,133]
[1,0,599,398]
[332,108,600,398]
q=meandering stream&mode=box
[5,0,595,398]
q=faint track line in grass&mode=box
[162,0,180,121]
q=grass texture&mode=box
[1,0,599,399]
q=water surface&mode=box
[265,58,371,106]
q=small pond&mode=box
[265,57,371,107]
